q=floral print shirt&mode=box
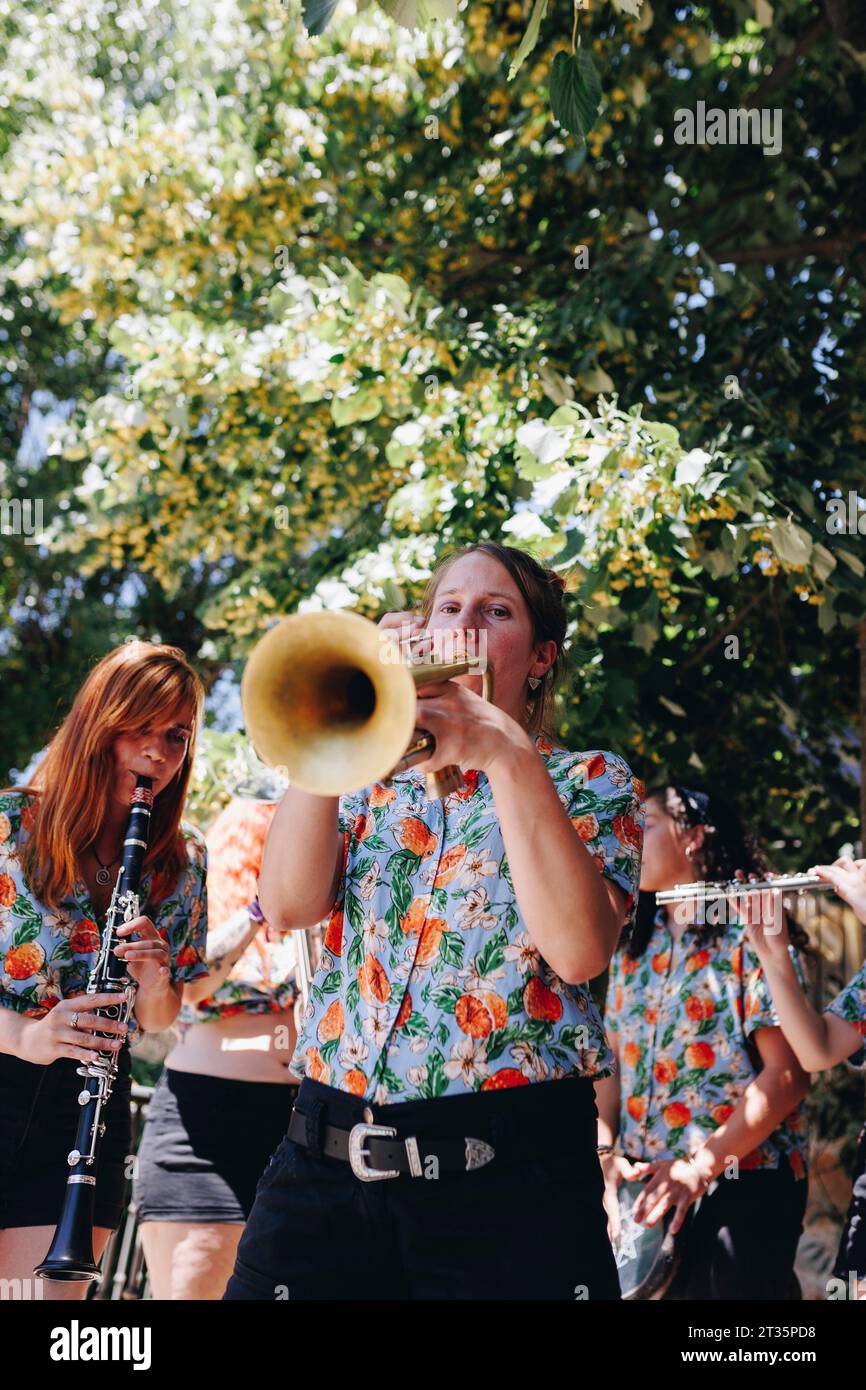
[179,798,298,1027]
[826,962,866,1067]
[605,908,810,1178]
[0,790,209,1039]
[289,737,645,1103]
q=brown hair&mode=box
[3,640,205,911]
[628,784,815,958]
[419,541,568,737]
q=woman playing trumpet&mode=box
[224,541,645,1301]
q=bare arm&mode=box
[0,1005,32,1058]
[595,1028,621,1148]
[689,1027,811,1184]
[759,952,862,1071]
[257,788,344,932]
[134,977,183,1033]
[745,902,864,1071]
[182,908,263,1005]
[486,733,629,981]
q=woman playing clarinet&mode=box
[0,641,209,1299]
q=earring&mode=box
[528,676,541,691]
[685,846,694,859]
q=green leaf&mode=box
[674,449,712,486]
[475,928,508,978]
[837,549,866,579]
[331,386,382,427]
[508,0,549,82]
[580,364,615,395]
[378,0,458,30]
[643,421,680,450]
[549,50,603,140]
[701,546,737,579]
[632,620,659,652]
[811,542,837,582]
[553,528,585,565]
[768,519,812,568]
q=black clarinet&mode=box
[35,775,154,1283]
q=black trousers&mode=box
[223,1076,621,1301]
[664,1157,808,1300]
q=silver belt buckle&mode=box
[347,1122,400,1181]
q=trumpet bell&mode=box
[241,611,418,796]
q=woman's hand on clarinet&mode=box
[114,915,171,990]
[18,994,128,1067]
[600,1153,642,1243]
[813,857,866,925]
[630,1155,709,1235]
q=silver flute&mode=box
[655,871,833,904]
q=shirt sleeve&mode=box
[151,825,209,985]
[825,962,866,1067]
[559,751,645,932]
[742,940,807,1039]
[205,799,277,931]
[604,948,622,1034]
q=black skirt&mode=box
[133,1067,299,1223]
[0,1046,132,1231]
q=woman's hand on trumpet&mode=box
[412,679,515,776]
[376,609,524,776]
[378,609,429,658]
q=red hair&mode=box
[3,640,205,911]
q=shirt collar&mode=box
[384,732,547,788]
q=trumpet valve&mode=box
[424,767,465,800]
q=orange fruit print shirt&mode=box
[0,791,209,1040]
[290,736,645,1103]
[825,962,866,1067]
[605,909,811,1178]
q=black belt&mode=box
[288,1105,498,1182]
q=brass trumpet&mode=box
[240,610,493,800]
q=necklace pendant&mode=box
[95,866,112,887]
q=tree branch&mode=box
[747,15,831,108]
[679,592,765,673]
[703,234,862,265]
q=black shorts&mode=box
[224,1075,622,1300]
[133,1067,299,1224]
[0,1047,133,1231]
[663,1156,809,1300]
